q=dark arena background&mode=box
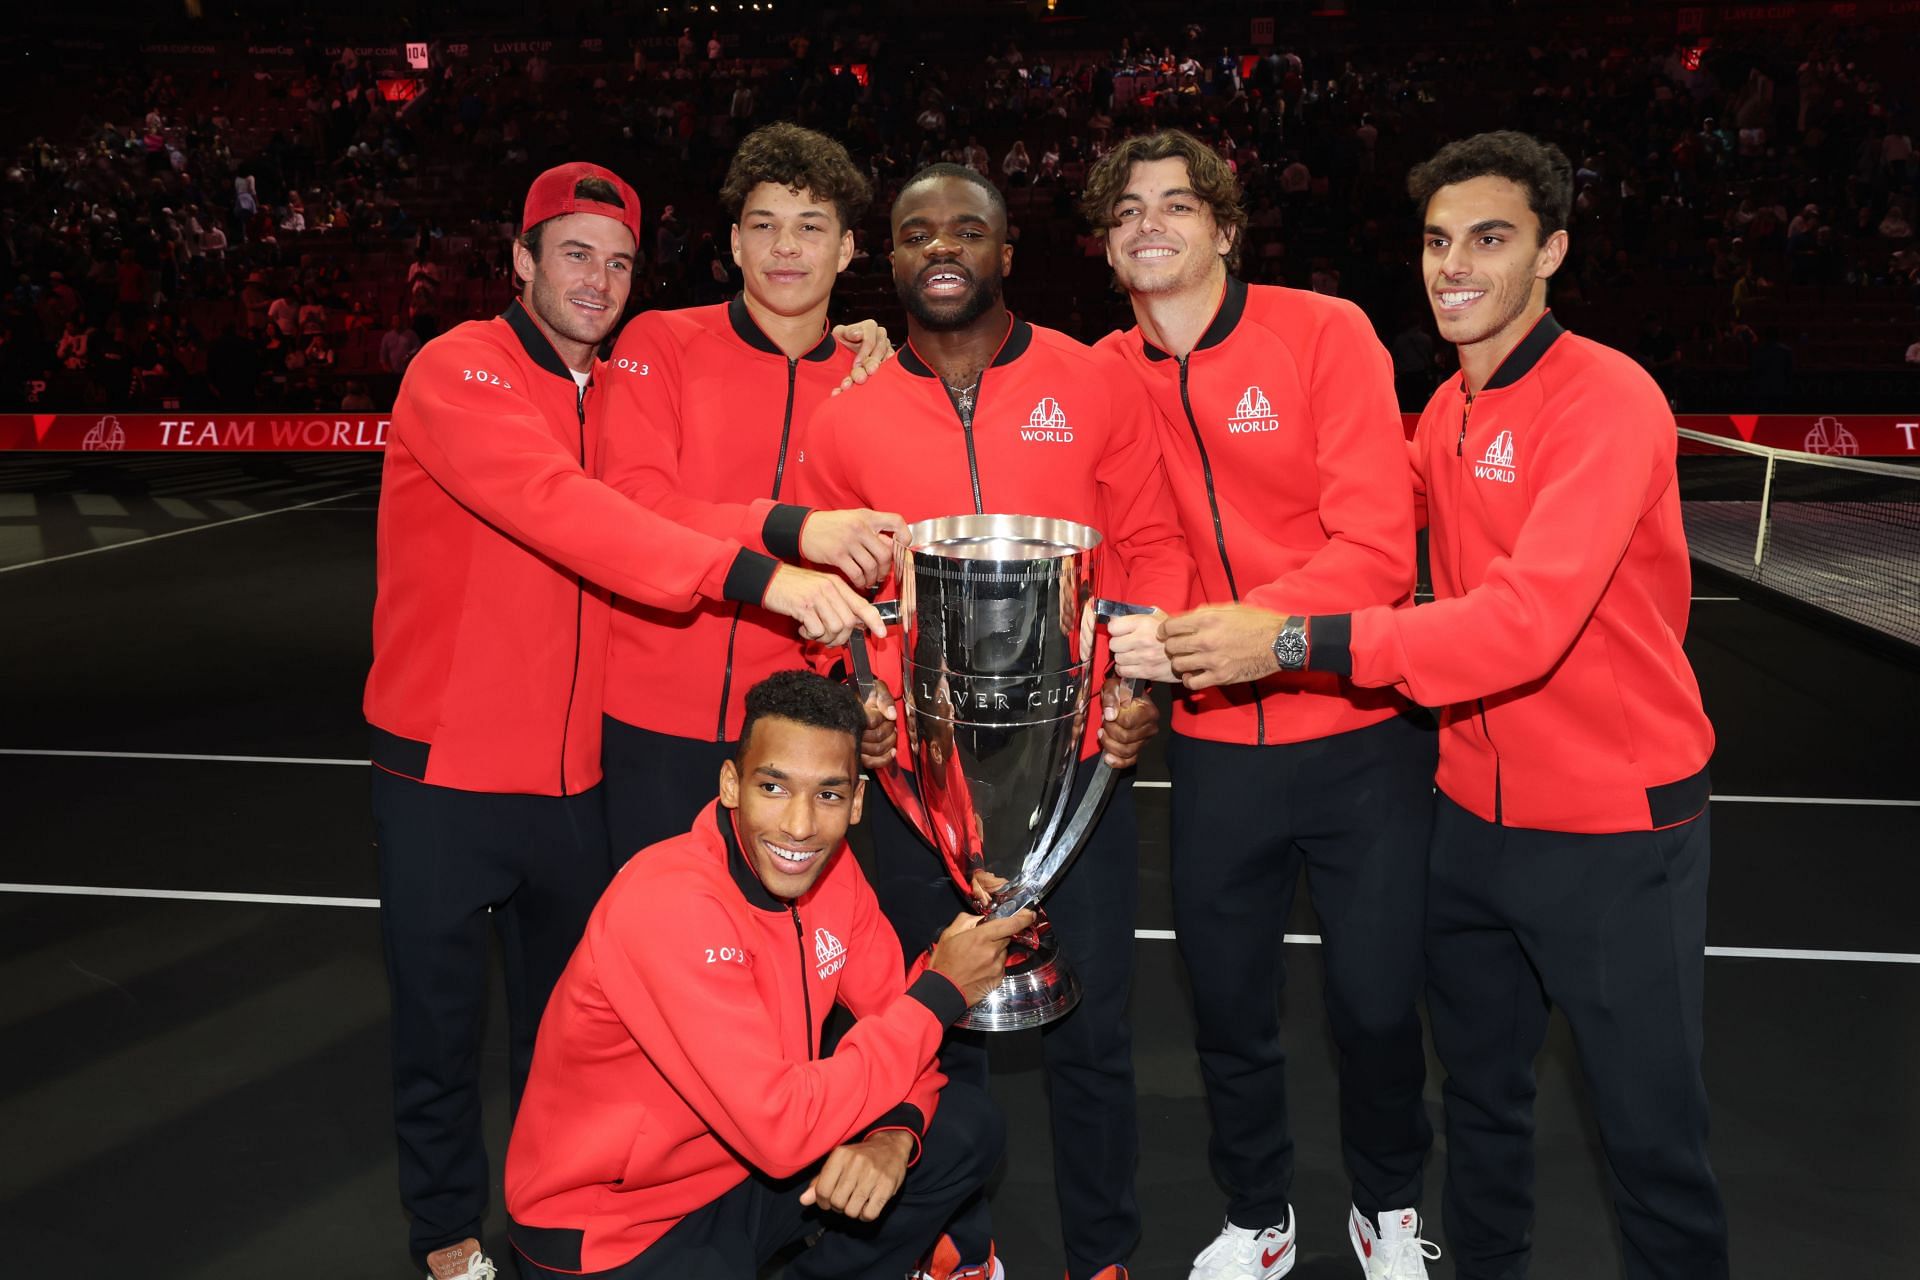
[2,0,1917,1276]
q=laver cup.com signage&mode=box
[0,415,392,452]
[1,411,1914,455]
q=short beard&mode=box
[898,271,1005,331]
[529,273,617,349]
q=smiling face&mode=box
[891,175,1013,332]
[1421,175,1567,359]
[1102,156,1234,300]
[719,715,865,900]
[512,211,635,368]
[731,182,852,319]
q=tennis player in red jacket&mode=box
[506,671,1027,1279]
[1146,133,1729,1280]
[596,124,908,865]
[1089,130,1439,1280]
[798,163,1188,1280]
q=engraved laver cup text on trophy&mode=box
[850,514,1148,1031]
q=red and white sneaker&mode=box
[1187,1208,1296,1280]
[1348,1206,1441,1279]
[910,1234,1003,1280]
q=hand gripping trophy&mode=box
[849,513,1149,1030]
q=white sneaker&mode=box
[425,1237,498,1280]
[1348,1207,1440,1279]
[1188,1209,1296,1280]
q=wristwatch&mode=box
[1271,616,1309,672]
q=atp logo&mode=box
[1020,397,1073,443]
[83,415,127,451]
[1472,430,1517,484]
[1803,416,1858,456]
[813,927,847,978]
[1227,386,1280,434]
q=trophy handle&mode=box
[844,601,939,848]
[985,597,1153,920]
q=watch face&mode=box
[1273,627,1308,671]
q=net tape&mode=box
[1678,428,1920,647]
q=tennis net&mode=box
[1678,428,1920,647]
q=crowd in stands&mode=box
[2,6,1916,415]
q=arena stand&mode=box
[3,0,1918,417]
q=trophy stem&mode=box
[956,909,1082,1031]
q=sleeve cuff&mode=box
[859,1105,927,1165]
[762,503,811,562]
[724,549,780,605]
[1306,613,1353,676]
[905,969,970,1027]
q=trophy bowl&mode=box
[852,514,1145,1031]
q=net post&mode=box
[1753,451,1777,571]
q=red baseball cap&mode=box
[521,162,642,247]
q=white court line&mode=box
[5,884,1916,964]
[1704,945,1920,964]
[1710,794,1920,808]
[0,488,375,574]
[1128,780,1918,805]
[0,748,371,767]
[6,750,1920,809]
[0,884,379,909]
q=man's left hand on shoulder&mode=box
[1097,678,1160,768]
[1161,604,1293,690]
[829,319,893,395]
[799,1129,915,1221]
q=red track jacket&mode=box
[1307,313,1714,833]
[364,301,778,796]
[796,317,1194,760]
[598,296,854,742]
[1099,277,1416,747]
[504,801,966,1274]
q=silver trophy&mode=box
[849,514,1148,1031]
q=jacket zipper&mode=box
[1479,696,1502,824]
[1456,389,1499,822]
[958,367,985,513]
[789,902,816,1060]
[1179,354,1264,744]
[559,381,589,795]
[714,358,802,743]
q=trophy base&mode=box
[957,923,1081,1031]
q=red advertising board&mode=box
[2,411,1916,457]
[0,414,391,452]
[1672,413,1920,457]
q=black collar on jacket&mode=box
[728,293,838,362]
[1140,274,1249,362]
[1476,309,1567,391]
[718,805,787,913]
[503,298,580,382]
[897,314,1034,378]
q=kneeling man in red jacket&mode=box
[506,670,1027,1279]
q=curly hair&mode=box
[719,122,873,231]
[1080,130,1246,272]
[1406,131,1574,242]
[736,670,867,759]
